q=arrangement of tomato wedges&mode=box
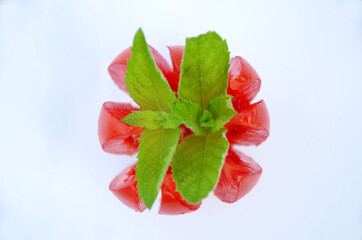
[99,36,270,215]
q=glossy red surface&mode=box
[167,45,184,92]
[98,102,143,155]
[214,148,262,203]
[108,45,174,93]
[109,164,146,212]
[179,124,193,143]
[226,100,270,146]
[227,56,261,105]
[159,168,201,215]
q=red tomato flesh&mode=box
[109,163,146,212]
[179,124,193,143]
[214,148,262,203]
[98,102,143,155]
[226,100,270,146]
[108,45,175,93]
[159,168,201,215]
[167,45,184,92]
[227,56,261,105]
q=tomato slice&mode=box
[98,102,143,155]
[107,48,131,93]
[108,45,174,93]
[167,45,184,92]
[159,168,201,215]
[179,124,193,143]
[214,148,262,203]
[227,56,261,106]
[109,163,146,212]
[226,100,270,146]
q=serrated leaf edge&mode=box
[171,129,229,204]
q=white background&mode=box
[1,0,362,239]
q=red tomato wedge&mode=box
[168,45,184,74]
[98,102,143,155]
[214,148,262,203]
[159,168,201,215]
[227,56,261,105]
[167,45,184,92]
[108,45,174,93]
[179,124,193,143]
[226,100,270,146]
[109,163,146,212]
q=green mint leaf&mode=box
[199,110,214,128]
[122,111,183,129]
[207,94,237,133]
[136,127,180,209]
[170,99,206,136]
[121,110,161,129]
[178,32,230,109]
[171,129,229,204]
[157,113,183,129]
[125,29,176,112]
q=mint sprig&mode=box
[122,110,162,129]
[207,94,236,133]
[170,99,205,135]
[171,129,229,204]
[125,29,176,112]
[136,128,180,209]
[121,29,235,209]
[178,32,230,109]
[122,110,183,129]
